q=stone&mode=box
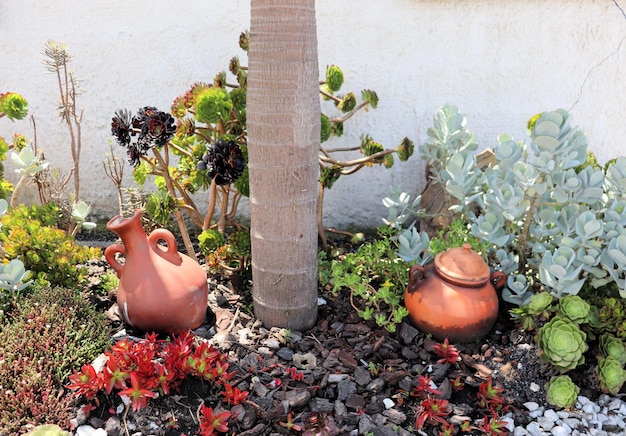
[334,400,348,422]
[328,373,350,383]
[524,401,539,412]
[75,426,106,436]
[358,414,377,435]
[398,321,419,344]
[354,365,372,386]
[293,352,317,370]
[345,393,366,410]
[261,336,281,349]
[310,397,334,414]
[365,377,385,393]
[286,389,311,408]
[104,416,124,436]
[337,379,358,401]
[382,408,406,424]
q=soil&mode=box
[72,238,605,436]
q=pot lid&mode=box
[434,243,490,287]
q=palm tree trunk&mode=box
[247,0,320,330]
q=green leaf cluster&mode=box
[0,203,100,288]
[326,230,410,332]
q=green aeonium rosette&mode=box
[596,356,626,395]
[545,375,579,409]
[599,335,626,365]
[527,291,554,317]
[536,316,588,372]
[557,295,590,324]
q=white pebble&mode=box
[537,416,555,430]
[501,415,515,432]
[530,382,541,392]
[607,398,623,411]
[563,418,582,429]
[529,407,546,419]
[544,409,559,422]
[583,402,600,415]
[526,421,544,436]
[525,401,540,412]
[382,398,395,409]
[75,426,107,436]
[551,425,570,436]
[577,395,591,406]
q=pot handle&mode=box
[104,244,126,278]
[148,228,182,265]
[490,270,506,291]
[408,264,426,290]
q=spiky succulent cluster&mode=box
[593,296,626,340]
[536,316,588,372]
[545,375,579,409]
[197,139,245,185]
[111,106,176,166]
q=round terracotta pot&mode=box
[404,243,505,343]
[104,210,208,333]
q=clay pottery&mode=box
[404,243,505,343]
[104,210,208,333]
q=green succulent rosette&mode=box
[198,229,226,255]
[397,137,415,162]
[536,316,588,372]
[597,356,626,395]
[545,375,579,409]
[599,335,626,364]
[527,291,554,317]
[557,295,590,324]
[324,65,344,93]
[0,92,28,121]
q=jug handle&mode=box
[408,264,426,290]
[490,270,506,291]
[148,228,182,264]
[104,243,126,278]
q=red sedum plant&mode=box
[67,331,246,434]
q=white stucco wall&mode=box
[1,0,625,228]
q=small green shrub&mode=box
[324,226,410,332]
[0,203,101,288]
[0,284,110,433]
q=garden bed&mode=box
[69,255,562,436]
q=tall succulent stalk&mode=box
[42,41,82,204]
[517,191,539,277]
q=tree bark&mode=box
[247,0,319,330]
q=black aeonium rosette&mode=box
[197,139,245,185]
[111,106,176,166]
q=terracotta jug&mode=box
[104,210,208,333]
[404,243,505,343]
